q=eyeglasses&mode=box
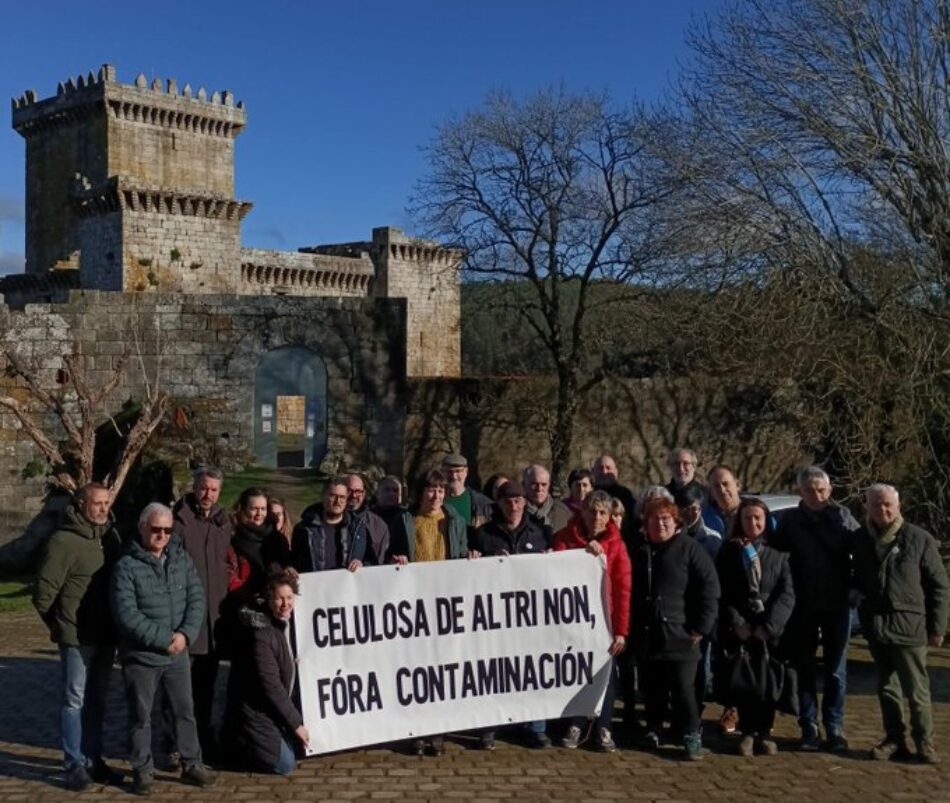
[150,526,173,535]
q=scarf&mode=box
[868,515,903,561]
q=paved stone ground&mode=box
[1,611,949,802]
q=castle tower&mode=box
[370,227,462,377]
[11,65,252,292]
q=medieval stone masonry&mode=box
[0,64,463,553]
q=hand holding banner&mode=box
[294,550,614,754]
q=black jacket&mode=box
[772,501,858,614]
[223,606,302,770]
[717,539,795,650]
[630,530,720,661]
[289,505,374,573]
[473,513,550,556]
[851,521,950,646]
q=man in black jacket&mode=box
[472,481,552,749]
[852,483,949,764]
[290,478,372,573]
[772,466,859,752]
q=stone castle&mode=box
[0,64,464,549]
[8,63,461,378]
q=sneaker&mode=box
[410,738,425,756]
[131,771,153,796]
[595,727,617,753]
[428,736,445,757]
[825,729,849,754]
[917,740,940,765]
[683,732,704,761]
[478,733,496,751]
[89,759,123,785]
[65,764,92,792]
[870,737,910,761]
[738,734,755,757]
[159,751,181,772]
[756,737,778,756]
[181,763,217,788]
[561,725,583,749]
[639,730,661,750]
[800,724,821,752]
[719,707,739,735]
[526,731,551,749]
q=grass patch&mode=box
[0,580,34,614]
[217,466,325,519]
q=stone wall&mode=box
[371,228,462,378]
[0,290,407,560]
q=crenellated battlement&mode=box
[72,176,253,221]
[12,63,245,137]
[240,249,375,297]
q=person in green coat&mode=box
[110,502,216,795]
[32,483,124,792]
[852,483,950,765]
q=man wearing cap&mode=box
[441,453,493,533]
[472,480,552,749]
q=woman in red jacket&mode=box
[553,490,631,751]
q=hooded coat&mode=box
[33,505,123,646]
[223,605,302,770]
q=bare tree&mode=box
[667,0,950,528]
[0,311,168,501]
[411,88,677,481]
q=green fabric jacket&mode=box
[386,506,469,562]
[110,535,206,666]
[32,505,123,646]
[852,521,950,646]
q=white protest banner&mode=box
[294,550,613,755]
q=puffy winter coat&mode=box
[224,606,302,770]
[630,530,720,661]
[110,536,205,667]
[289,505,374,573]
[553,517,631,638]
[717,539,795,650]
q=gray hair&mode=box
[797,465,831,488]
[193,466,223,486]
[667,448,698,468]
[138,502,173,530]
[640,485,674,505]
[866,483,900,502]
[584,490,614,512]
[523,464,551,484]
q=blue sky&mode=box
[0,0,711,274]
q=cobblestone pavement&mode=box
[1,611,949,802]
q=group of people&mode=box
[32,450,949,794]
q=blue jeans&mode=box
[273,737,297,775]
[59,644,115,770]
[793,610,851,732]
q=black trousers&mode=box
[641,657,701,736]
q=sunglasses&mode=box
[150,526,173,535]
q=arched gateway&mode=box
[254,346,328,468]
